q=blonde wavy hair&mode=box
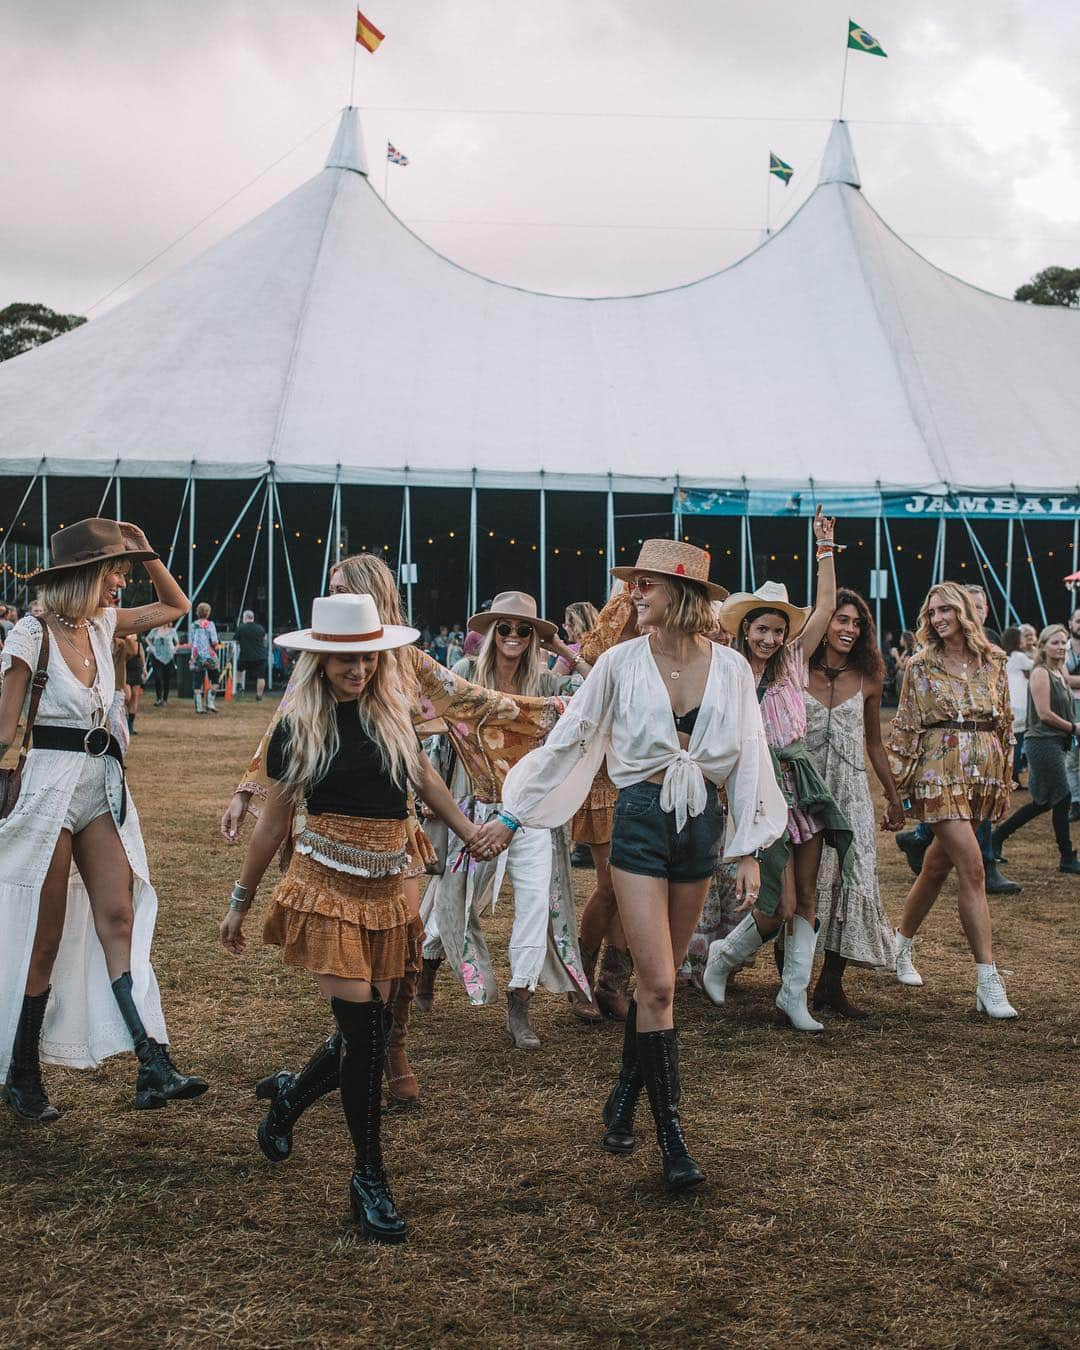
[1033,624,1068,670]
[276,646,421,803]
[472,623,545,696]
[658,575,715,636]
[330,553,407,624]
[915,582,995,663]
[39,558,131,624]
[564,601,599,641]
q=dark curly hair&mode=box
[808,588,885,680]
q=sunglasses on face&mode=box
[496,622,534,638]
[629,575,663,596]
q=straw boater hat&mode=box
[467,590,557,641]
[609,539,729,602]
[31,517,159,586]
[719,581,812,641]
[274,594,419,653]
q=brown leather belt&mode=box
[925,720,996,732]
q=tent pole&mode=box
[266,470,275,690]
[115,477,121,522]
[805,516,812,603]
[874,515,883,638]
[236,482,267,622]
[468,479,478,617]
[739,514,747,592]
[403,482,414,624]
[96,468,115,516]
[1072,516,1079,613]
[334,475,342,565]
[320,479,338,593]
[880,513,906,633]
[606,480,615,597]
[3,471,41,603]
[165,476,191,573]
[271,480,303,630]
[1005,519,1015,626]
[41,471,48,562]
[673,476,682,542]
[539,482,547,616]
[187,469,196,630]
[190,478,266,606]
[747,517,757,591]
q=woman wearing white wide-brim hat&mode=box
[702,507,855,1034]
[474,540,788,1193]
[218,593,488,1245]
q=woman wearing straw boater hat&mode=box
[220,593,496,1243]
[477,541,787,1192]
[420,590,591,1050]
[0,517,206,1124]
[702,507,855,1033]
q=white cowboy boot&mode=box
[206,688,218,714]
[193,690,204,714]
[975,963,1018,1019]
[702,914,766,1006]
[894,931,923,987]
[775,916,824,1032]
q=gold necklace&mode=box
[651,640,687,680]
[51,619,93,670]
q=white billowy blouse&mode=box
[502,636,787,858]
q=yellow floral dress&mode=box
[887,649,1012,823]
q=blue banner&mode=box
[676,488,1080,520]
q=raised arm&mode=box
[798,505,838,655]
[113,522,190,635]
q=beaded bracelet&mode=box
[497,811,521,833]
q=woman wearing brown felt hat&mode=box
[0,517,206,1125]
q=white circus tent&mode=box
[1,111,1078,625]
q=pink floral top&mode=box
[758,641,808,750]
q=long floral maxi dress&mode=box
[886,650,1012,823]
[804,688,895,968]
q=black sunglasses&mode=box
[496,622,534,638]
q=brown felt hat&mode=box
[467,590,557,640]
[610,538,729,601]
[30,517,158,586]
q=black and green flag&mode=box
[769,152,794,185]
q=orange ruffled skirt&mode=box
[572,764,617,846]
[263,813,417,981]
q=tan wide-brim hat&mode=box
[719,581,812,640]
[467,590,557,640]
[274,594,419,653]
[610,538,729,601]
[31,517,159,586]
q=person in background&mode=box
[0,605,13,639]
[992,624,1080,877]
[1003,627,1034,788]
[124,634,148,736]
[431,626,450,666]
[965,584,1001,647]
[147,620,179,706]
[29,600,46,619]
[235,609,267,702]
[445,629,464,667]
[189,602,220,714]
[887,582,1017,1018]
[1067,607,1080,823]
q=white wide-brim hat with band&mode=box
[719,581,812,640]
[274,594,419,653]
[609,538,729,601]
[467,590,557,640]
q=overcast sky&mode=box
[2,0,1078,317]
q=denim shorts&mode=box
[609,781,723,883]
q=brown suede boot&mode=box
[414,957,442,1014]
[568,941,603,1023]
[594,944,634,1022]
[811,951,868,1020]
[386,924,424,1105]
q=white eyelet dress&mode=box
[0,611,166,1077]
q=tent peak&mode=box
[325,106,368,176]
[818,120,860,189]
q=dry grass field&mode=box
[2,696,1078,1349]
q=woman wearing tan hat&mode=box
[422,590,590,1050]
[219,593,488,1244]
[220,555,571,1108]
[482,540,787,1192]
[0,517,205,1123]
[702,507,854,1034]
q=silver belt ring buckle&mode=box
[84,726,110,757]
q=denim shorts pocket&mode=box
[614,786,658,820]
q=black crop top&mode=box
[265,702,408,819]
[673,706,700,736]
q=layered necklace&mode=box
[49,610,94,669]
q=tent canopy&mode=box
[2,114,1078,494]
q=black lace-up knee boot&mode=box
[255,1031,341,1162]
[601,997,641,1153]
[111,972,208,1110]
[637,1026,705,1192]
[4,989,60,1124]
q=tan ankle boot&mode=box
[505,991,541,1049]
[594,945,634,1022]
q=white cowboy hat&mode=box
[467,590,557,641]
[718,581,812,640]
[610,538,729,601]
[274,594,419,653]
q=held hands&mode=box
[733,856,761,913]
[881,799,906,833]
[220,909,247,954]
[466,818,514,862]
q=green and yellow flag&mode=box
[769,152,794,185]
[848,19,886,56]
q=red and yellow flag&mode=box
[356,9,385,52]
